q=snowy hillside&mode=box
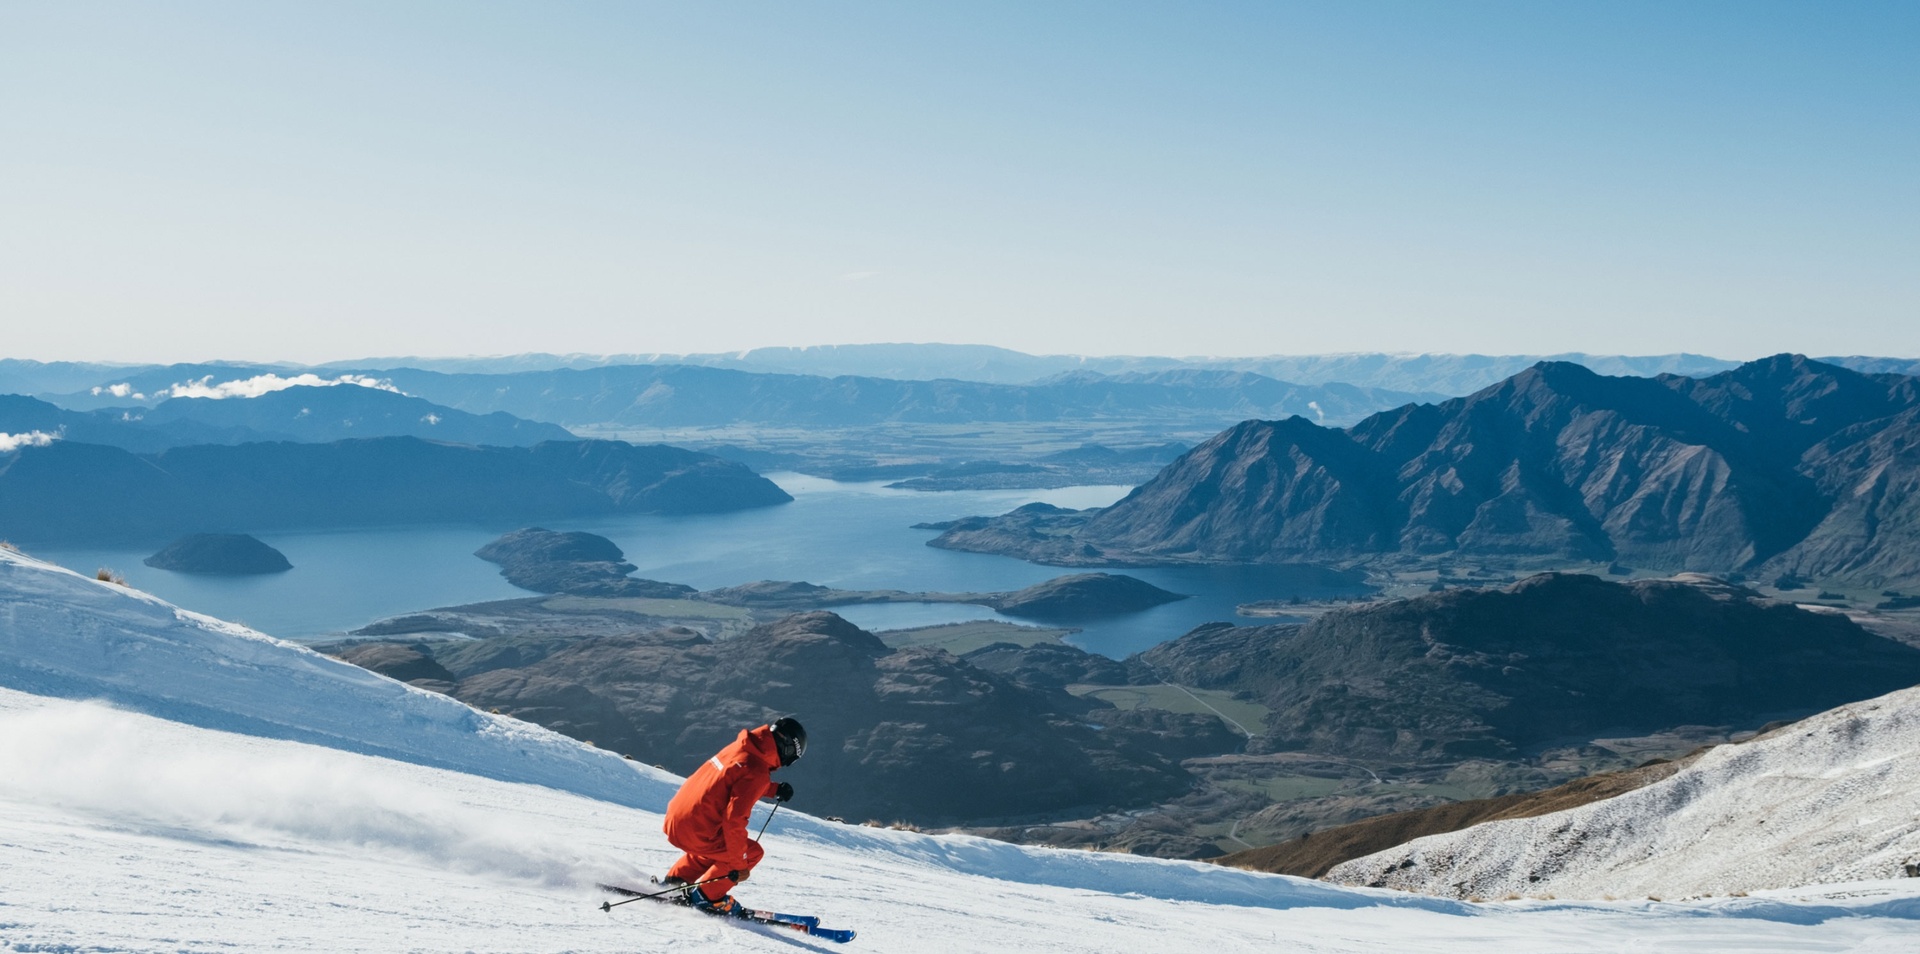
[1331,683,1920,900]
[3,546,1918,952]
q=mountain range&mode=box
[0,438,789,544]
[14,351,1920,418]
[1,386,572,451]
[341,365,1436,429]
[931,355,1920,588]
[1132,572,1920,762]
[319,347,1764,391]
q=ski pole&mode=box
[599,875,729,912]
[754,801,782,842]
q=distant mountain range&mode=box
[0,386,572,451]
[343,365,1439,429]
[135,385,574,446]
[0,438,789,544]
[16,349,1920,411]
[10,350,1920,433]
[315,346,1914,393]
[311,347,1753,390]
[931,355,1920,588]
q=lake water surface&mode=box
[33,474,1367,658]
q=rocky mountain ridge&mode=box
[931,355,1920,587]
[1135,572,1920,762]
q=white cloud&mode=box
[839,270,879,282]
[0,430,59,452]
[160,374,402,400]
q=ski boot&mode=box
[686,888,750,919]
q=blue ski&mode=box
[598,883,857,944]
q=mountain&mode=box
[2,386,570,451]
[132,385,576,445]
[320,347,1746,393]
[34,361,294,409]
[932,355,1920,587]
[342,364,1434,429]
[1132,573,1920,762]
[0,358,147,395]
[0,393,254,451]
[335,610,1204,825]
[1327,681,1920,898]
[0,438,791,544]
[8,547,1906,950]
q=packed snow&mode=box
[1333,683,1920,900]
[2,546,1917,952]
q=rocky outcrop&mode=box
[474,528,695,598]
[930,356,1920,587]
[1135,572,1920,761]
[142,533,292,575]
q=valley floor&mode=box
[3,689,1916,954]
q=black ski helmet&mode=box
[771,716,807,767]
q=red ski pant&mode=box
[666,839,764,901]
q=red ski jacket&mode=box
[662,725,783,867]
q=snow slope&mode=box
[3,546,1918,952]
[1331,683,1920,900]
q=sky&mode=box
[1,1,1915,363]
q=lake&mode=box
[32,474,1367,658]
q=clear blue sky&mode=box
[2,1,1914,362]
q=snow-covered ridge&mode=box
[1331,683,1920,899]
[0,546,674,811]
[5,545,1920,951]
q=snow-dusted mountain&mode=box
[2,546,1917,952]
[1330,682,1920,900]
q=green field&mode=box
[878,621,1072,654]
[1067,683,1270,736]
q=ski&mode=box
[598,883,856,944]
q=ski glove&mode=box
[775,782,794,803]
[729,869,750,883]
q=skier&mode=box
[660,716,805,916]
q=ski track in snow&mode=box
[2,547,1918,952]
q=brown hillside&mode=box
[1213,757,1693,878]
